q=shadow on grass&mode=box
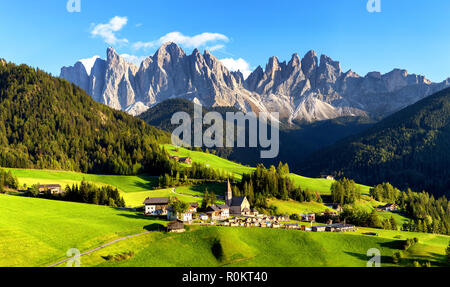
[144,223,166,232]
[344,249,448,267]
[115,211,166,221]
[344,251,394,266]
[132,175,159,190]
[188,182,226,196]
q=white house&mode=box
[144,197,170,216]
[198,214,209,221]
[167,207,193,223]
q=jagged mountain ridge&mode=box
[61,43,450,121]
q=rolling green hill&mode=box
[302,87,450,198]
[163,144,372,195]
[0,194,165,267]
[2,187,447,267]
[60,226,449,267]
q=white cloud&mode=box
[220,58,252,79]
[207,44,225,52]
[133,32,229,50]
[91,16,129,45]
[120,54,147,66]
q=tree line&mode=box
[26,180,125,208]
[369,182,450,235]
[233,163,322,213]
[0,168,18,193]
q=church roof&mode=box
[231,196,246,207]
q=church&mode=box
[225,180,251,215]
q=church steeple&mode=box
[225,179,232,206]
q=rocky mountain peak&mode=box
[288,53,301,68]
[319,54,341,74]
[154,42,185,66]
[301,50,318,77]
[61,45,449,122]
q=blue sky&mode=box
[0,0,449,81]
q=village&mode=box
[143,180,360,233]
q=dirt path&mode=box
[171,187,202,198]
[48,231,151,267]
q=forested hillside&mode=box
[0,60,171,175]
[301,87,450,198]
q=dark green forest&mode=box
[233,163,322,213]
[0,61,173,175]
[301,87,450,198]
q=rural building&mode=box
[166,220,185,233]
[326,223,357,232]
[378,203,399,212]
[326,203,343,212]
[144,197,170,216]
[206,204,229,220]
[198,214,208,221]
[38,184,63,195]
[311,225,328,232]
[320,175,335,181]
[188,202,199,213]
[284,223,300,230]
[167,206,193,223]
[170,156,192,165]
[225,180,251,215]
[312,223,357,232]
[300,213,316,222]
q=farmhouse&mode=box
[300,213,316,222]
[378,203,399,212]
[189,202,199,213]
[167,220,185,233]
[312,223,357,232]
[167,206,193,223]
[284,223,300,230]
[225,180,251,215]
[170,156,192,165]
[38,184,63,195]
[320,175,335,181]
[144,197,170,216]
[206,204,229,220]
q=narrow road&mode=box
[48,231,151,267]
[171,187,202,198]
[171,187,224,200]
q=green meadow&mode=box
[1,194,448,267]
[0,194,165,267]
[6,168,158,193]
[163,144,255,180]
[64,226,450,267]
[164,144,372,194]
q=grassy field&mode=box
[0,194,165,267]
[2,193,448,267]
[121,188,203,208]
[164,144,372,195]
[63,226,449,267]
[163,145,255,180]
[268,199,331,215]
[6,168,158,193]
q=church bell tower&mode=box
[225,179,232,206]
